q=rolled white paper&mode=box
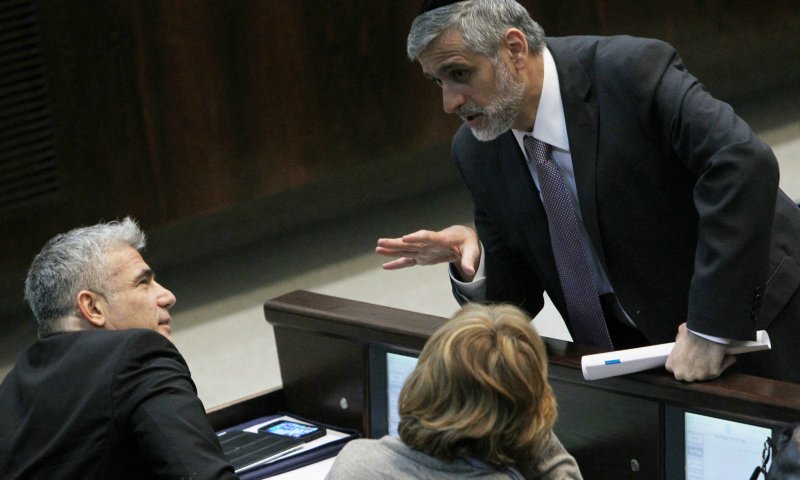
[581,330,771,380]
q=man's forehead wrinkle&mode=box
[422,52,470,78]
[107,247,150,282]
[420,39,474,77]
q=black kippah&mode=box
[418,0,467,15]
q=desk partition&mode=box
[262,290,800,479]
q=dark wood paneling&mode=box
[1,0,159,315]
[0,0,456,316]
[527,0,800,100]
[14,0,796,231]
[127,1,455,222]
[2,0,798,319]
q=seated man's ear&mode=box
[76,290,106,328]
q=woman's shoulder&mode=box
[327,436,524,480]
[336,436,407,460]
[325,436,405,479]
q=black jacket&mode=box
[453,36,800,346]
[0,328,238,479]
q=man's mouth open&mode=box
[462,112,484,126]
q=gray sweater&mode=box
[325,433,582,480]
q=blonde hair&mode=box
[398,303,556,467]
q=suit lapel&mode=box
[547,38,609,272]
[497,132,542,228]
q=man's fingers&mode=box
[458,251,477,277]
[377,236,431,254]
[377,226,473,269]
[401,230,437,244]
[695,355,735,382]
[460,240,481,277]
[376,246,420,257]
[381,257,417,270]
[720,354,737,372]
[665,323,732,382]
[377,237,415,249]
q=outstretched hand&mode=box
[376,225,481,281]
[665,323,736,382]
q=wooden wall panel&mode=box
[128,1,457,222]
[528,0,800,99]
[1,0,797,318]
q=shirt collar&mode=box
[512,47,569,152]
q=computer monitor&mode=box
[368,345,419,438]
[665,405,780,479]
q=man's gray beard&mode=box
[470,62,525,142]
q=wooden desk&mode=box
[251,290,800,479]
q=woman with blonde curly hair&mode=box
[326,303,582,479]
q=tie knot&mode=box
[523,135,552,165]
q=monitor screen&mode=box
[368,346,419,438]
[665,406,778,479]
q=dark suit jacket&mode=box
[0,328,238,479]
[453,35,800,346]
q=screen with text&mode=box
[386,352,418,436]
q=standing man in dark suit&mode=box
[0,218,238,479]
[377,0,800,383]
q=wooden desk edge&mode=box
[265,290,800,416]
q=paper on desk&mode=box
[581,330,771,380]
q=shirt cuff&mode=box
[449,247,486,301]
[688,328,731,345]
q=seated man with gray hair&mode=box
[0,218,238,479]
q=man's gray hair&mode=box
[24,217,146,337]
[407,0,546,62]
